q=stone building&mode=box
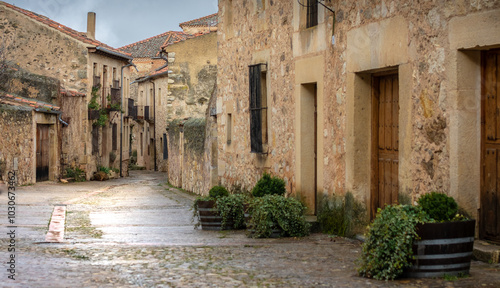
[119,14,218,187]
[0,2,133,182]
[179,13,218,34]
[217,0,500,242]
[163,30,218,194]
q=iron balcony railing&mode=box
[144,106,154,123]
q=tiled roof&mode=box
[136,66,170,83]
[119,31,191,58]
[160,31,214,50]
[179,13,218,28]
[60,87,86,97]
[0,1,131,59]
[0,92,61,111]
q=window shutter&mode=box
[112,123,117,151]
[249,64,263,153]
[163,133,168,160]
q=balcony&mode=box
[93,76,101,88]
[126,98,136,118]
[144,105,154,123]
[88,109,100,120]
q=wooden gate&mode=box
[371,73,399,218]
[36,124,50,182]
[481,49,500,243]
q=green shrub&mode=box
[317,192,366,238]
[216,193,249,229]
[98,166,111,175]
[209,185,229,199]
[358,205,430,280]
[247,194,310,238]
[65,167,86,182]
[417,192,458,222]
[251,173,286,197]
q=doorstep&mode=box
[305,215,321,233]
[473,240,500,264]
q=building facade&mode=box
[217,0,500,242]
[0,2,132,182]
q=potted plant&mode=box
[358,192,474,280]
[193,185,229,230]
[404,192,475,278]
[193,185,249,231]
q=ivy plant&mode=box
[216,193,249,229]
[358,205,431,280]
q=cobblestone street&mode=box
[1,171,499,287]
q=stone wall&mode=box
[0,5,89,94]
[163,32,217,121]
[217,0,500,219]
[167,99,218,196]
[0,105,33,184]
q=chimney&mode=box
[87,12,96,40]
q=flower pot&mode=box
[404,219,476,278]
[196,200,233,231]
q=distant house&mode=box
[0,2,133,183]
[119,14,218,181]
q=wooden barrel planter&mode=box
[196,200,233,231]
[404,220,476,278]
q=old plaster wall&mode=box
[163,32,217,121]
[0,105,34,184]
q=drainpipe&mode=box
[120,61,139,177]
[149,80,157,171]
[34,109,69,126]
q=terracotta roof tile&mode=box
[119,31,191,58]
[0,92,61,111]
[0,1,131,58]
[179,13,218,28]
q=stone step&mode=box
[473,240,500,264]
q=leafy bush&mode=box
[247,194,310,238]
[65,167,86,182]
[317,192,366,238]
[417,192,458,222]
[358,205,430,280]
[209,185,229,199]
[98,166,111,175]
[251,173,286,197]
[216,193,249,229]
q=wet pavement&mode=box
[0,171,499,287]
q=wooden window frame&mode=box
[249,63,268,153]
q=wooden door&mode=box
[481,49,500,243]
[36,124,50,182]
[372,73,399,218]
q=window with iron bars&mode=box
[249,63,268,153]
[306,0,318,28]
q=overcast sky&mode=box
[5,0,219,48]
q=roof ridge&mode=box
[119,31,187,50]
[179,13,218,27]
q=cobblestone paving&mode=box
[1,171,499,287]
